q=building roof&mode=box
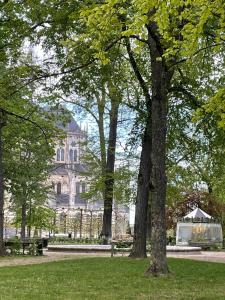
[73,163,88,173]
[51,163,88,176]
[184,208,212,219]
[43,105,86,136]
[67,118,82,133]
[51,165,69,176]
[60,116,86,136]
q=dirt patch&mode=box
[0,251,110,267]
[1,250,225,267]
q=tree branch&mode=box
[0,107,49,146]
[169,86,200,109]
[169,42,225,68]
[127,35,148,44]
[60,97,99,125]
[125,38,151,109]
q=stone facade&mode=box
[3,116,129,238]
[47,116,129,238]
[48,117,92,209]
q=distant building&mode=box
[4,115,129,238]
[47,115,129,238]
[48,116,92,209]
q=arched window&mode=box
[82,182,86,193]
[56,149,60,161]
[69,149,73,161]
[61,149,65,161]
[56,148,65,161]
[69,149,78,162]
[62,183,68,194]
[57,182,61,195]
[76,182,80,195]
[74,149,77,162]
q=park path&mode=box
[1,250,225,267]
[0,251,109,267]
[167,251,225,264]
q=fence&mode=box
[54,208,129,239]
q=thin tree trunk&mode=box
[101,94,119,241]
[89,210,93,238]
[27,199,32,238]
[80,208,83,238]
[21,200,27,240]
[129,125,151,257]
[97,90,107,175]
[145,23,173,276]
[0,118,5,256]
[126,38,152,258]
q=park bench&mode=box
[4,238,48,255]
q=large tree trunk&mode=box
[129,124,151,258]
[101,94,119,241]
[145,23,173,276]
[0,118,5,256]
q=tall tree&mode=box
[75,0,225,275]
[126,41,152,258]
[26,2,135,240]
[5,104,58,239]
[21,0,225,274]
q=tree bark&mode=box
[145,23,173,276]
[126,38,152,258]
[0,117,5,256]
[146,197,152,242]
[27,199,32,238]
[97,90,107,175]
[21,200,27,240]
[129,125,151,257]
[101,92,119,241]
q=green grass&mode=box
[0,257,225,300]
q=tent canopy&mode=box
[184,208,212,219]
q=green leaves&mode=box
[195,88,225,129]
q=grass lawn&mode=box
[0,257,225,300]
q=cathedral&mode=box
[49,116,101,210]
[47,115,129,238]
[4,115,129,238]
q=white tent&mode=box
[184,208,212,219]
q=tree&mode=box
[5,106,57,239]
[0,0,57,255]
[0,1,30,256]
[26,3,137,240]
[125,39,152,258]
[14,0,225,274]
[75,0,225,275]
[14,205,56,237]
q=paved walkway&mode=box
[1,250,225,267]
[168,251,225,264]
